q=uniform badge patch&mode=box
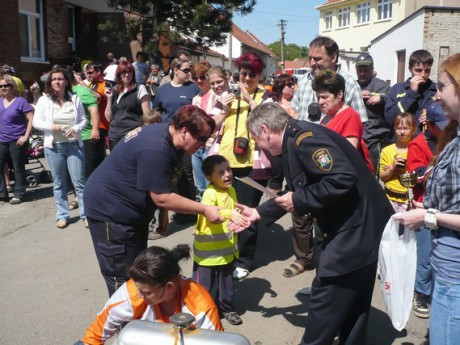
[312,149,333,171]
[124,127,142,142]
[295,131,313,146]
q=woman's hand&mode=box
[50,124,62,132]
[393,208,427,230]
[204,205,224,224]
[221,93,235,107]
[64,127,76,138]
[105,86,113,98]
[238,82,251,102]
[16,136,28,147]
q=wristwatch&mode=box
[424,208,439,230]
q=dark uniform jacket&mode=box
[257,119,394,278]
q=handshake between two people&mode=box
[227,191,294,232]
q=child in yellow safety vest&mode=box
[193,155,249,326]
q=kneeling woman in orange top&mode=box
[78,244,223,345]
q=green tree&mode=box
[100,0,256,54]
[268,41,308,61]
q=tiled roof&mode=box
[232,24,277,58]
[278,58,310,69]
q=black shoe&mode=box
[222,311,242,325]
[172,213,197,224]
[413,293,430,318]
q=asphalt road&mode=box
[0,177,429,345]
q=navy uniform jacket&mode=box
[257,118,394,278]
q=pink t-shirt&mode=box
[325,107,374,173]
[200,90,212,110]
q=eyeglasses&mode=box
[240,71,257,78]
[285,83,294,88]
[119,71,132,76]
[0,83,11,89]
[86,70,95,75]
[436,80,454,92]
[192,75,207,81]
[179,68,191,74]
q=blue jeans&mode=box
[430,275,460,344]
[45,142,86,221]
[192,147,210,201]
[415,227,433,296]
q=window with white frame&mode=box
[338,7,350,28]
[378,0,392,20]
[19,0,45,61]
[357,2,370,24]
[325,11,333,30]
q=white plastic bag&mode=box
[378,215,417,331]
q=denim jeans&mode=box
[192,147,210,201]
[415,227,433,296]
[45,142,86,221]
[430,275,460,344]
[0,140,28,200]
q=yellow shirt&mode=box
[380,143,408,202]
[219,89,265,168]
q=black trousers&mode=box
[0,140,28,200]
[232,167,267,271]
[88,218,149,296]
[301,261,378,345]
[176,152,196,202]
[192,262,234,314]
[83,129,107,178]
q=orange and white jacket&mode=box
[82,277,223,344]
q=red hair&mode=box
[115,61,136,93]
[235,52,265,75]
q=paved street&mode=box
[0,176,429,345]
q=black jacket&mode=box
[257,119,394,277]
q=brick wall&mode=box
[424,8,460,78]
[0,1,20,68]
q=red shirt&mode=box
[325,107,374,173]
[407,133,433,202]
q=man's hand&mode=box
[227,203,260,233]
[361,90,372,99]
[90,129,100,142]
[204,205,224,224]
[275,192,294,213]
[366,94,381,105]
[230,209,251,228]
[410,76,425,93]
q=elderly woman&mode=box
[33,67,87,228]
[104,60,150,150]
[0,74,34,204]
[78,244,223,345]
[84,105,221,296]
[213,52,276,280]
[312,69,373,172]
[395,53,460,345]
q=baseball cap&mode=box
[355,53,374,67]
[427,102,449,129]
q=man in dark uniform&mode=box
[235,103,394,344]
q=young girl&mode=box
[379,112,417,212]
[193,155,249,326]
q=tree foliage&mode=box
[268,41,308,61]
[100,0,256,54]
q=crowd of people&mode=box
[2,35,460,345]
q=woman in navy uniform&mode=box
[236,103,394,345]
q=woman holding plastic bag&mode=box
[395,53,460,345]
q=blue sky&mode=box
[232,0,326,47]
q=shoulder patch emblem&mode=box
[124,127,142,142]
[312,148,333,171]
[295,131,313,146]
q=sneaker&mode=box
[7,186,13,193]
[56,219,68,229]
[9,198,22,205]
[233,267,249,280]
[413,293,430,318]
[297,287,312,295]
[222,311,243,325]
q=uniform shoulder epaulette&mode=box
[295,131,314,146]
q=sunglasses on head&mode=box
[240,71,257,78]
[179,68,191,74]
[192,75,207,81]
[0,83,11,89]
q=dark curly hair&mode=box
[311,69,345,98]
[272,74,295,102]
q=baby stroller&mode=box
[24,135,53,187]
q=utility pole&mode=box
[279,19,287,73]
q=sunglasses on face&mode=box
[0,83,11,89]
[285,83,294,88]
[193,134,209,144]
[179,68,191,74]
[86,70,95,75]
[119,71,132,76]
[192,75,207,81]
[436,81,453,92]
[240,71,257,78]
